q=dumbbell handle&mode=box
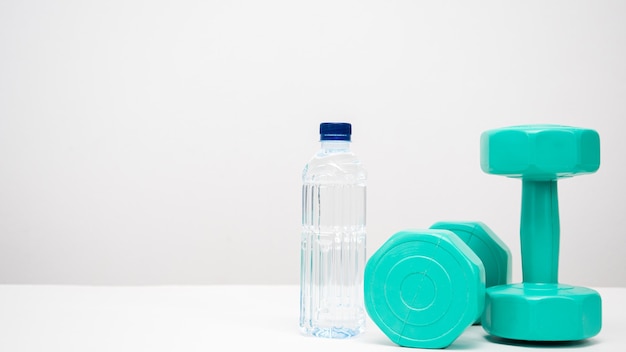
[520,179,560,284]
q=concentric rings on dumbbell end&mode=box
[364,229,486,349]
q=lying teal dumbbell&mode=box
[480,124,602,341]
[364,229,485,349]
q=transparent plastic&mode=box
[300,139,367,338]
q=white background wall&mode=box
[1,0,624,286]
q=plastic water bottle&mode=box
[300,122,367,338]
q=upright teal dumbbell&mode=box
[480,124,602,341]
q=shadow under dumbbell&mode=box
[484,335,599,349]
[362,338,481,350]
[360,332,481,350]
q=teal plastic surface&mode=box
[480,124,600,180]
[364,229,485,349]
[429,221,511,289]
[430,221,511,324]
[480,124,602,341]
[483,284,602,341]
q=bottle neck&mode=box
[321,140,350,152]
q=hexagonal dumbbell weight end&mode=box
[430,221,511,324]
[483,284,602,341]
[364,229,485,349]
[480,124,600,180]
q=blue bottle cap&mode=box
[320,122,351,141]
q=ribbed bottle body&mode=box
[300,142,367,338]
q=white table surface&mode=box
[0,285,623,351]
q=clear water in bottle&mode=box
[300,122,367,338]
